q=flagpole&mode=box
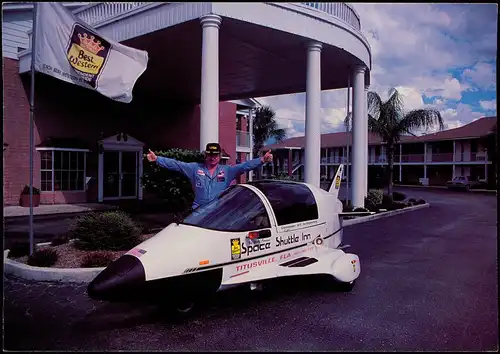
[346,74,351,205]
[29,2,38,255]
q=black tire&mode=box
[336,280,356,292]
[465,184,470,191]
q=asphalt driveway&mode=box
[3,188,497,351]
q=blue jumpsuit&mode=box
[156,157,264,209]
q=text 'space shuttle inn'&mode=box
[87,164,361,311]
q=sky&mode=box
[256,3,498,142]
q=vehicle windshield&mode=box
[181,185,271,232]
[453,176,466,181]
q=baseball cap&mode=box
[205,143,221,155]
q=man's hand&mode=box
[147,149,157,162]
[261,150,273,163]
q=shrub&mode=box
[51,234,70,246]
[27,248,58,267]
[407,198,418,206]
[366,189,384,206]
[80,251,115,268]
[8,241,31,258]
[353,207,369,212]
[21,185,40,195]
[392,191,406,201]
[382,194,393,205]
[388,201,407,210]
[70,211,142,251]
[141,148,204,213]
[417,198,426,205]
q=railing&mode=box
[236,130,251,148]
[73,2,152,27]
[369,156,387,163]
[426,153,453,163]
[399,154,425,163]
[301,3,361,31]
[455,152,488,162]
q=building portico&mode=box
[9,2,371,204]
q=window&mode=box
[250,181,318,226]
[182,185,270,232]
[38,149,87,192]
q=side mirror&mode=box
[247,229,271,240]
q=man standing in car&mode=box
[146,143,273,209]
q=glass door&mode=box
[103,151,120,198]
[121,151,137,197]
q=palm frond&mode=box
[367,91,383,120]
[397,109,444,137]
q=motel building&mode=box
[264,115,497,187]
[3,2,372,208]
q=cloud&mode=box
[258,3,497,140]
[461,62,497,91]
[480,100,497,111]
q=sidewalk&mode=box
[395,184,497,194]
[4,203,118,219]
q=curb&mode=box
[4,241,105,284]
[5,203,430,284]
[342,203,430,227]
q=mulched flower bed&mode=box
[9,234,155,269]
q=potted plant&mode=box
[19,185,41,207]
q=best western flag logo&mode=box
[66,24,111,88]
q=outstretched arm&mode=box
[155,156,196,178]
[147,149,196,178]
[227,157,264,181]
[227,150,273,181]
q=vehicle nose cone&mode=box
[87,255,145,302]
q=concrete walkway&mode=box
[4,203,118,219]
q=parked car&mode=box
[446,176,485,191]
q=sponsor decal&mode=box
[66,24,111,88]
[216,170,225,182]
[231,238,241,260]
[280,252,291,260]
[242,239,271,255]
[351,259,357,272]
[197,169,205,176]
[127,248,147,258]
[313,236,323,246]
[294,246,315,255]
[276,232,311,247]
[335,175,341,189]
[196,181,202,188]
[235,256,276,272]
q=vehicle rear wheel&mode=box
[465,184,470,191]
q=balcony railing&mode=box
[236,130,251,148]
[455,152,488,162]
[73,2,152,27]
[301,3,361,31]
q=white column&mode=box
[138,149,144,200]
[364,84,369,196]
[399,144,402,182]
[351,65,365,208]
[98,152,103,202]
[452,140,456,179]
[304,41,322,188]
[423,143,427,179]
[199,14,222,151]
[248,108,254,181]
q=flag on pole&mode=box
[33,2,148,103]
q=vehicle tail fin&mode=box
[328,164,344,197]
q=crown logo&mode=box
[78,33,105,55]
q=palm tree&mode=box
[345,88,444,196]
[252,105,287,179]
